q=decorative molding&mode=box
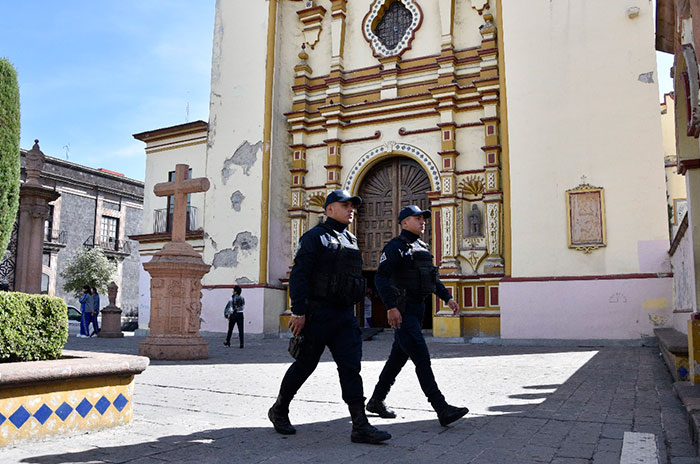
[344,142,441,192]
[362,0,423,59]
[297,4,327,49]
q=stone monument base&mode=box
[139,334,208,360]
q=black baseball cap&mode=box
[324,189,362,208]
[398,205,431,222]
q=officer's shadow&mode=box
[17,414,486,464]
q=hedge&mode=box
[0,58,21,258]
[0,292,68,362]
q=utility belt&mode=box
[392,287,431,313]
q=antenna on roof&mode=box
[185,91,190,123]
[62,143,70,160]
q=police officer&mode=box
[366,205,469,426]
[268,189,391,444]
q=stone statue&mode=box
[467,204,482,237]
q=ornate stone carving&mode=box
[441,206,454,258]
[566,181,606,254]
[459,176,485,197]
[486,202,500,256]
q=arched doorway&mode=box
[356,157,433,329]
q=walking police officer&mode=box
[268,189,391,444]
[366,205,469,426]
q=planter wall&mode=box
[0,350,148,446]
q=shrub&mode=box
[0,58,21,258]
[0,292,68,362]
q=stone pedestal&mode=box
[139,241,211,360]
[99,281,124,338]
[14,141,60,294]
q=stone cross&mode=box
[153,164,210,242]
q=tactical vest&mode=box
[309,223,365,307]
[391,236,438,296]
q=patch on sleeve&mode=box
[379,252,387,264]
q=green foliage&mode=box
[0,292,68,362]
[0,58,21,258]
[60,247,117,295]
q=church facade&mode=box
[136,0,673,340]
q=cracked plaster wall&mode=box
[203,0,268,286]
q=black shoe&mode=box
[366,399,396,419]
[239,345,244,349]
[351,424,391,444]
[223,341,230,347]
[268,405,296,435]
[437,405,469,426]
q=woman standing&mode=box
[78,285,92,338]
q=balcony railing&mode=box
[44,228,66,245]
[153,206,199,234]
[83,235,131,255]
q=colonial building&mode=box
[657,0,700,333]
[136,0,672,340]
[0,150,144,315]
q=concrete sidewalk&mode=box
[1,332,698,464]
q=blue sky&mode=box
[0,2,677,182]
[0,1,215,181]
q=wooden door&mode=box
[356,157,432,270]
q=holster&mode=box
[288,335,305,359]
[392,287,407,313]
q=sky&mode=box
[0,1,215,181]
[0,2,678,182]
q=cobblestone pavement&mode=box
[2,332,699,464]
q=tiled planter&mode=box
[0,350,149,446]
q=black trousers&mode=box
[371,302,446,409]
[226,313,244,347]
[278,308,364,405]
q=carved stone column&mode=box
[14,140,60,294]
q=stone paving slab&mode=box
[0,332,698,463]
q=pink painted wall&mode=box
[500,277,673,339]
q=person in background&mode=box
[223,285,245,348]
[363,288,373,328]
[90,287,100,337]
[78,285,92,338]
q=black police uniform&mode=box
[369,227,469,426]
[269,211,390,443]
[279,217,365,403]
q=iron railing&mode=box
[83,235,131,254]
[153,206,198,234]
[44,228,66,245]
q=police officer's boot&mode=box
[268,395,296,435]
[348,401,391,444]
[366,397,397,419]
[431,398,469,427]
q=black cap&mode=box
[324,189,362,208]
[398,205,431,222]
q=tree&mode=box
[0,58,20,258]
[59,247,117,295]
